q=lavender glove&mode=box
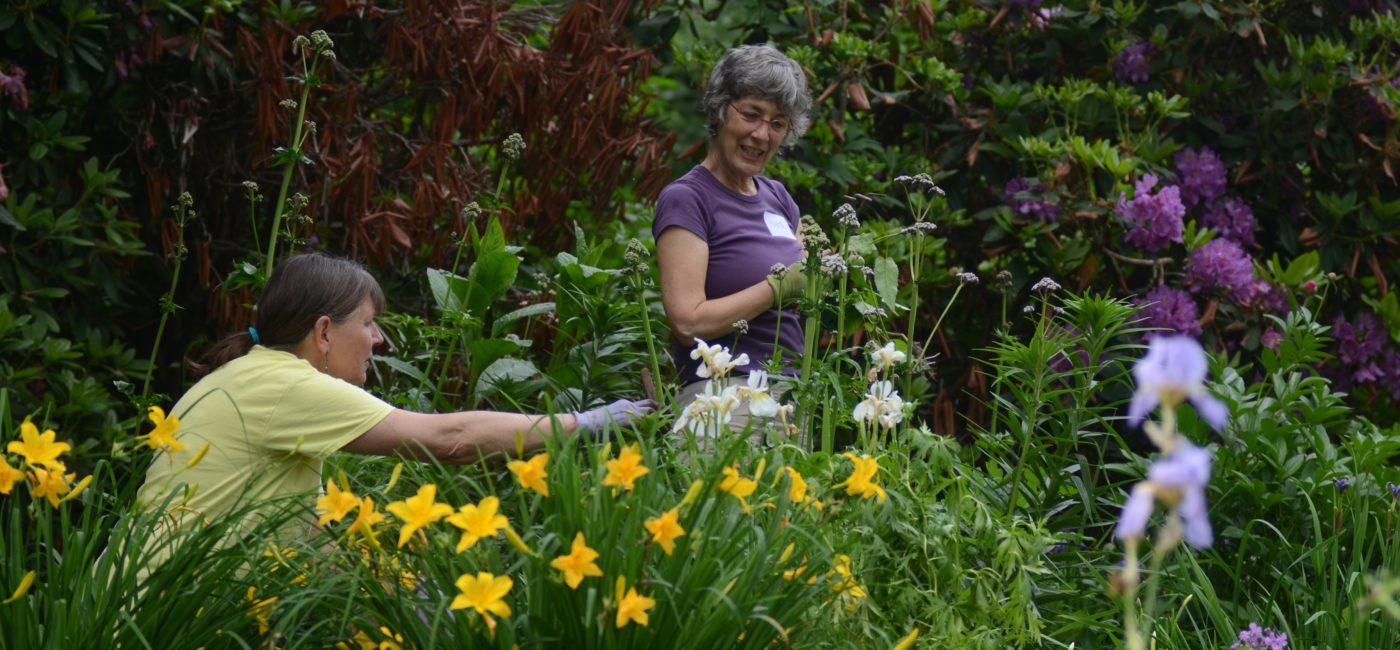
[573,398,655,436]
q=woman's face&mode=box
[713,96,789,183]
[325,298,383,386]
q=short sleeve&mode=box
[263,373,394,457]
[652,183,710,243]
[762,177,801,228]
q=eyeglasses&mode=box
[728,102,790,136]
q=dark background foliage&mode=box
[1,0,1398,442]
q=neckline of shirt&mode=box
[693,165,765,203]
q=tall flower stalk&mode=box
[796,216,830,450]
[140,192,195,402]
[1114,335,1226,650]
[893,173,942,399]
[264,31,335,278]
[626,238,668,412]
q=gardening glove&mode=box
[765,259,807,306]
[573,398,655,436]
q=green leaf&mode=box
[474,215,507,257]
[469,338,523,377]
[874,256,901,311]
[466,249,521,316]
[372,355,426,383]
[491,302,556,337]
[477,358,540,396]
[0,204,23,230]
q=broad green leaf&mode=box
[874,256,900,311]
[491,302,556,337]
[466,249,521,316]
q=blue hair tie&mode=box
[248,327,260,345]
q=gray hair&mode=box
[703,45,812,147]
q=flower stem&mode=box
[265,52,320,278]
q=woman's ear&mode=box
[312,314,334,352]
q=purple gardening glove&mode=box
[573,398,655,436]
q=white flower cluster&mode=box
[674,339,792,437]
[852,380,904,431]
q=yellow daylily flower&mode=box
[830,554,867,609]
[550,532,604,589]
[719,465,757,514]
[317,478,360,526]
[9,419,71,470]
[347,495,386,548]
[644,507,685,556]
[446,496,509,553]
[836,452,887,503]
[450,572,513,636]
[614,577,656,628]
[602,443,649,491]
[506,453,550,496]
[144,406,185,454]
[4,569,36,604]
[246,586,278,634]
[783,466,823,511]
[0,456,24,496]
[385,484,453,548]
[28,467,75,507]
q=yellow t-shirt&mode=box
[138,346,394,534]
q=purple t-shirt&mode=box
[652,165,805,385]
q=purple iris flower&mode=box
[1127,335,1229,430]
[1115,440,1213,548]
[1230,622,1289,650]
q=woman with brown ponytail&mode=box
[137,252,651,533]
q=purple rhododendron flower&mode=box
[0,65,28,111]
[1119,175,1185,252]
[1260,328,1283,350]
[1127,335,1229,430]
[1246,279,1289,315]
[1174,147,1228,208]
[1330,312,1389,391]
[1114,42,1157,84]
[1115,440,1213,548]
[1231,622,1289,650]
[1200,196,1257,247]
[1134,285,1201,339]
[1185,239,1254,301]
[1003,178,1060,221]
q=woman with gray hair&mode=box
[652,44,812,445]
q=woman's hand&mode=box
[765,259,806,305]
[573,398,656,436]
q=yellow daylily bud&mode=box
[778,542,796,564]
[679,479,705,509]
[185,443,211,469]
[893,627,920,650]
[502,526,537,558]
[753,458,766,482]
[385,462,403,491]
[514,431,525,458]
[4,570,36,604]
[59,475,93,504]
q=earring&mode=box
[323,351,331,372]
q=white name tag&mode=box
[763,211,796,239]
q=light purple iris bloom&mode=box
[1115,440,1214,548]
[1126,335,1228,430]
